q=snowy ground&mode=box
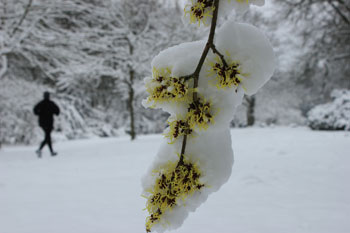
[0,127,349,233]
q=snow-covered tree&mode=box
[273,0,350,113]
[112,0,200,139]
[1,0,199,143]
[0,0,38,79]
[307,89,350,131]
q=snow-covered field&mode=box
[0,127,349,233]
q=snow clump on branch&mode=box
[142,2,274,232]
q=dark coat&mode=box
[33,99,60,130]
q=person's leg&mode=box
[45,128,53,154]
[36,127,47,158]
[46,128,57,156]
[39,135,47,150]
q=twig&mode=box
[327,0,350,25]
[11,0,33,37]
[210,44,228,68]
[177,0,221,167]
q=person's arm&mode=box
[53,102,60,116]
[33,102,40,115]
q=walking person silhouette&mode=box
[33,92,60,158]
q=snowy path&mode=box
[0,127,349,233]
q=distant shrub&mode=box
[307,89,350,130]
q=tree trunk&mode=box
[246,95,256,126]
[126,38,136,140]
[175,0,181,14]
[0,55,8,79]
[127,68,136,140]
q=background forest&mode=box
[0,0,349,145]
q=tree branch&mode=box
[177,0,221,166]
[335,0,350,13]
[327,0,350,25]
[11,0,33,37]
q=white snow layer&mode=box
[219,0,265,16]
[142,19,274,231]
[1,128,350,233]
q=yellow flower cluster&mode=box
[166,119,192,143]
[144,156,205,232]
[165,97,214,143]
[187,98,214,130]
[208,55,246,90]
[184,0,215,26]
[146,67,190,106]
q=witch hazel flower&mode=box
[165,117,192,143]
[184,0,215,26]
[183,0,265,27]
[142,41,207,115]
[144,155,205,232]
[186,97,215,131]
[207,20,275,95]
[144,67,192,108]
[207,51,249,91]
[165,96,216,144]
